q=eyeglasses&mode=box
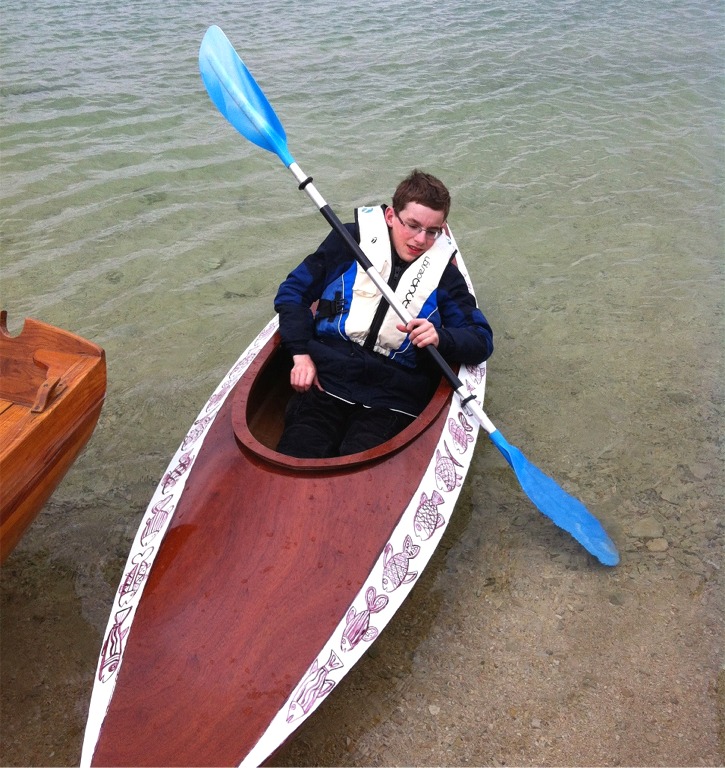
[394,210,443,241]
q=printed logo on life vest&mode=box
[403,253,431,307]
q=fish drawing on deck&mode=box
[341,586,388,652]
[413,491,446,541]
[181,415,213,450]
[286,651,344,723]
[117,547,154,607]
[98,607,132,682]
[161,450,194,492]
[140,495,174,546]
[382,535,420,593]
[448,412,474,453]
[435,441,464,492]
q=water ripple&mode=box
[0,0,721,484]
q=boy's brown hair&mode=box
[392,169,451,219]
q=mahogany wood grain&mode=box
[91,332,453,766]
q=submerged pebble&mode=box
[630,518,664,539]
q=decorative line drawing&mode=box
[435,441,464,492]
[341,587,388,652]
[161,451,194,492]
[140,495,175,546]
[98,607,132,683]
[118,547,154,607]
[448,412,474,453]
[286,651,344,723]
[382,535,420,592]
[413,490,446,541]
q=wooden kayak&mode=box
[0,311,106,564]
[82,239,486,767]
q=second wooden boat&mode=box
[0,311,106,564]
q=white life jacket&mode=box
[343,205,455,359]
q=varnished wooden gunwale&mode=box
[90,330,453,767]
[0,312,106,563]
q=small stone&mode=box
[428,704,440,716]
[202,257,225,272]
[690,463,712,480]
[660,483,690,503]
[630,518,663,539]
[142,190,167,205]
[646,538,669,552]
[531,718,542,729]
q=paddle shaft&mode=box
[287,162,497,434]
[198,25,619,564]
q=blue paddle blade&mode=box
[488,430,619,566]
[199,25,295,167]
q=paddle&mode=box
[198,25,619,567]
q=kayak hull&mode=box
[83,241,485,767]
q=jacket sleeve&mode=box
[434,263,494,365]
[274,224,358,356]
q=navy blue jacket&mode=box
[274,220,493,415]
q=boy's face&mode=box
[385,202,446,263]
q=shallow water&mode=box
[1,1,722,765]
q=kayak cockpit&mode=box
[231,331,452,470]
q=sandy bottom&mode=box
[1,265,722,767]
[1,381,721,767]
